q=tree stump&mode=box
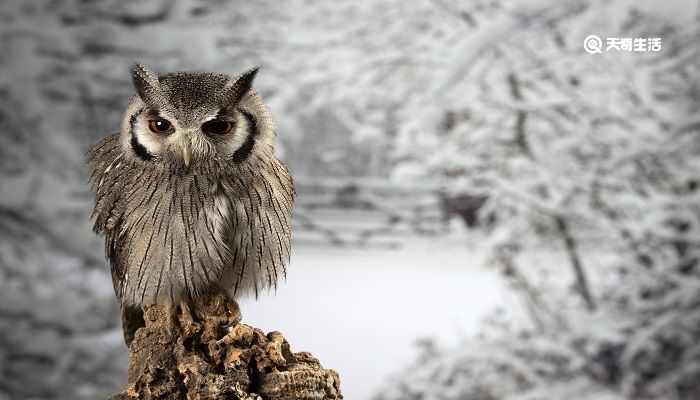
[108,294,342,399]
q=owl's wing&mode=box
[223,159,295,298]
[86,133,123,234]
[86,133,129,301]
[88,134,148,345]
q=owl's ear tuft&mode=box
[131,63,163,106]
[221,66,259,105]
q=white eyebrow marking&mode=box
[202,112,222,122]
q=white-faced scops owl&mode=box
[87,64,294,346]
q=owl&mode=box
[87,64,294,346]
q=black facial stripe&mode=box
[129,108,155,161]
[231,109,257,163]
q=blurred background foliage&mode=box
[0,0,698,399]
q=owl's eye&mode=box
[202,120,234,135]
[148,119,173,134]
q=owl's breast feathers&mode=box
[87,134,294,307]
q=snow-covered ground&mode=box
[241,236,508,400]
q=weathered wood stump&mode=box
[108,294,342,399]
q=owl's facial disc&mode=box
[130,107,250,169]
[126,64,263,168]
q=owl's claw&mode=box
[221,298,242,331]
[164,303,180,339]
[179,301,200,336]
[180,301,194,325]
[162,302,200,339]
[163,297,239,339]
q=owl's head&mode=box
[120,63,274,171]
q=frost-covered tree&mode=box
[377,0,700,399]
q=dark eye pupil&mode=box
[148,119,172,134]
[202,120,233,135]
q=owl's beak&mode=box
[182,143,191,169]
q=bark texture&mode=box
[108,295,342,400]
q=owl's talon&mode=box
[220,323,236,333]
[225,298,242,326]
[180,301,195,326]
[165,304,180,339]
[218,298,242,337]
[179,301,200,336]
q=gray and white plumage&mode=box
[87,64,294,345]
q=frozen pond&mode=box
[241,237,508,400]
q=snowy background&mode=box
[1,0,699,399]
